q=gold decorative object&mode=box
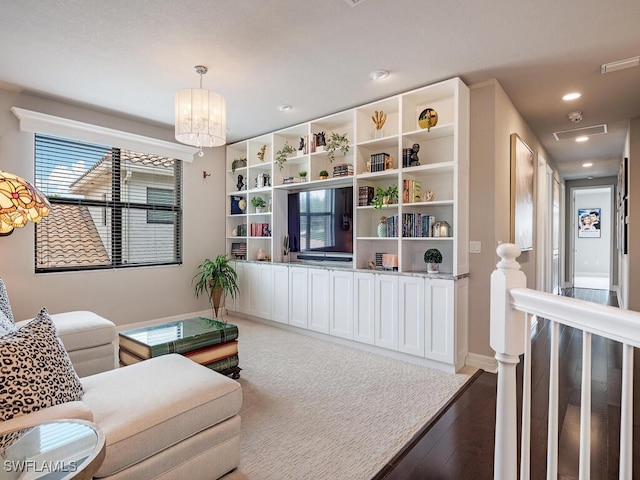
[0,170,51,236]
[257,144,266,162]
[423,189,435,202]
[418,108,438,131]
[372,110,387,130]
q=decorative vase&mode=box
[427,263,440,274]
[418,108,438,131]
[377,217,387,238]
[374,128,384,139]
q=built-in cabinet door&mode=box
[398,276,425,356]
[271,265,289,324]
[234,262,249,314]
[353,272,375,345]
[308,268,330,333]
[246,262,260,317]
[329,270,354,339]
[257,263,273,320]
[424,279,454,363]
[289,266,308,328]
[374,274,398,350]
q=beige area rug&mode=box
[222,316,474,480]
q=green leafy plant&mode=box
[298,171,307,178]
[371,184,399,209]
[326,132,349,163]
[424,248,443,264]
[319,170,329,178]
[231,157,246,174]
[193,255,240,320]
[251,196,267,209]
[275,142,296,170]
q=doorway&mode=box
[571,186,613,290]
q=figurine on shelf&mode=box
[315,131,326,147]
[299,137,305,152]
[409,143,420,167]
[422,189,435,202]
[236,174,244,191]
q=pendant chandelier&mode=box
[175,65,226,155]
[0,170,50,236]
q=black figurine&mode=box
[236,174,244,191]
[316,131,326,147]
[409,143,420,167]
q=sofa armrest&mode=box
[0,401,93,434]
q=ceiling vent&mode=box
[553,124,607,141]
[343,0,367,5]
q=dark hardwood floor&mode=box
[374,288,640,480]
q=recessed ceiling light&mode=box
[587,176,594,180]
[582,162,593,167]
[369,70,390,81]
[563,92,581,101]
[576,136,589,143]
[278,105,293,112]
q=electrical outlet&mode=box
[470,241,482,253]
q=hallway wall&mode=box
[572,188,612,280]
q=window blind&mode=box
[299,189,335,250]
[34,134,182,272]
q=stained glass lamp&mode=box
[0,170,51,236]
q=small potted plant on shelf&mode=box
[371,184,399,209]
[231,157,247,174]
[193,255,240,320]
[325,132,349,163]
[275,142,296,170]
[299,171,307,182]
[251,196,267,213]
[424,248,443,273]
[319,170,329,180]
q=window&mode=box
[34,134,182,272]
[299,190,335,250]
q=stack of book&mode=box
[358,186,374,206]
[402,148,412,168]
[333,163,354,177]
[382,214,399,237]
[370,153,390,173]
[118,318,240,376]
[402,179,422,203]
[236,224,247,237]
[250,223,270,237]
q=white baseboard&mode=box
[466,352,497,373]
[116,309,210,332]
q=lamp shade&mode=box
[175,87,226,148]
[0,170,51,235]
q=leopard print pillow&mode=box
[0,308,84,421]
[0,277,16,335]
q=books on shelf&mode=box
[402,180,422,203]
[333,163,354,177]
[250,223,271,237]
[358,186,374,206]
[370,153,393,173]
[401,213,436,237]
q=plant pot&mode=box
[320,175,328,180]
[383,196,392,205]
[211,285,223,319]
[427,263,440,274]
[256,207,265,213]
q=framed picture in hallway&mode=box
[510,133,535,251]
[578,208,601,238]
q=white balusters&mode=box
[579,331,592,480]
[520,313,533,480]
[619,344,634,480]
[546,321,559,480]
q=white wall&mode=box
[0,89,226,326]
[572,188,611,279]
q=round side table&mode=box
[0,419,105,480]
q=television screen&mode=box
[288,186,353,255]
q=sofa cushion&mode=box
[0,309,15,336]
[0,277,16,335]
[0,309,84,421]
[81,354,242,477]
[49,311,116,351]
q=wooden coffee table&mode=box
[0,419,105,479]
[118,317,241,378]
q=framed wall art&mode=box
[578,208,601,238]
[510,133,535,251]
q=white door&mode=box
[289,267,308,328]
[308,268,330,333]
[271,265,289,324]
[329,270,354,339]
[398,276,425,356]
[374,274,398,350]
[571,186,612,290]
[353,272,375,345]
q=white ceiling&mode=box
[1,0,639,180]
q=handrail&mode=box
[510,287,640,347]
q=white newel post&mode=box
[490,243,527,480]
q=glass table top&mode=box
[119,317,235,347]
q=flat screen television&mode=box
[287,186,353,263]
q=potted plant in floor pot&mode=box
[193,255,240,320]
[251,196,267,213]
[424,248,443,273]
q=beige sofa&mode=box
[1,294,242,479]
